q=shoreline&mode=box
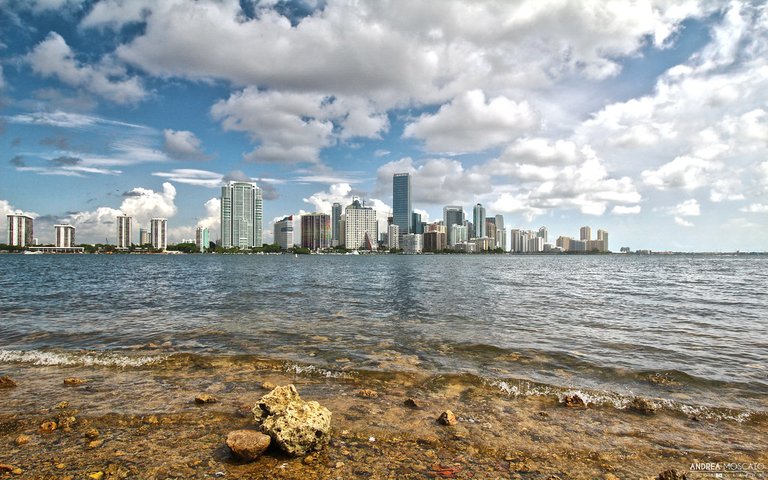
[1,358,766,479]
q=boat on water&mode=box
[22,250,44,255]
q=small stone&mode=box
[63,377,87,386]
[55,401,70,409]
[88,472,104,480]
[194,394,218,404]
[628,397,656,414]
[85,428,100,439]
[88,439,104,449]
[0,376,17,388]
[12,468,22,475]
[56,464,66,470]
[403,398,421,409]
[226,430,271,461]
[40,421,58,433]
[562,394,585,407]
[14,434,30,446]
[302,454,317,464]
[657,469,687,480]
[335,462,345,469]
[261,381,276,390]
[144,415,159,425]
[358,389,378,398]
[438,410,458,426]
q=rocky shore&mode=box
[0,360,766,479]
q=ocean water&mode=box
[1,253,766,420]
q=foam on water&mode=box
[0,349,169,368]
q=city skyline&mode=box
[1,2,767,252]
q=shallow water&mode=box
[1,253,767,419]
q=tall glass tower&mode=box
[473,203,486,238]
[331,202,342,246]
[443,206,464,245]
[392,173,411,237]
[221,181,263,249]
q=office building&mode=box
[538,226,548,244]
[392,173,412,239]
[411,212,424,234]
[387,224,399,250]
[54,224,75,247]
[443,206,464,245]
[150,218,167,250]
[495,215,506,251]
[472,203,485,238]
[580,226,592,241]
[485,218,497,247]
[221,181,263,249]
[450,224,468,247]
[556,236,572,251]
[301,213,331,250]
[116,215,131,249]
[195,226,209,252]
[274,216,294,250]
[344,198,377,250]
[402,233,422,254]
[331,202,342,247]
[7,214,33,247]
[139,228,150,246]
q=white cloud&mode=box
[5,111,146,129]
[0,200,39,220]
[740,203,768,213]
[642,155,723,191]
[152,169,222,188]
[403,90,539,153]
[302,183,354,214]
[674,216,694,227]
[670,198,701,217]
[26,32,146,104]
[612,205,642,215]
[163,129,210,161]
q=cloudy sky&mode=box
[1,0,766,251]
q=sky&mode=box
[0,0,766,252]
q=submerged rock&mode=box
[0,376,17,388]
[629,397,656,414]
[404,398,422,409]
[657,469,687,480]
[39,421,58,434]
[358,389,378,398]
[438,410,458,426]
[226,430,271,461]
[253,384,332,456]
[562,394,586,408]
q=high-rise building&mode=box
[401,233,422,254]
[597,229,609,251]
[344,198,377,250]
[538,226,548,243]
[472,203,485,239]
[580,226,591,241]
[54,224,75,247]
[387,224,399,250]
[221,181,263,249]
[301,213,331,250]
[392,173,411,238]
[195,226,209,252]
[411,212,423,234]
[274,215,294,250]
[443,206,464,245]
[116,215,132,249]
[485,217,497,247]
[150,218,167,250]
[494,215,506,251]
[556,236,572,251]
[450,224,467,247]
[423,231,446,252]
[331,202,342,247]
[139,228,150,246]
[7,214,33,247]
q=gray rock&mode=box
[226,430,271,461]
[253,384,332,457]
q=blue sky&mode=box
[1,0,766,251]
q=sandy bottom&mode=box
[0,357,766,479]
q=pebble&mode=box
[55,401,70,409]
[85,428,100,439]
[14,434,30,446]
[261,381,276,390]
[226,430,271,461]
[63,377,87,385]
[358,389,378,398]
[403,398,421,409]
[438,410,458,426]
[194,394,218,404]
[88,439,104,449]
[0,376,17,388]
[40,421,58,433]
[88,472,104,480]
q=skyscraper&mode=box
[331,202,342,247]
[274,215,294,250]
[150,218,167,250]
[221,181,263,249]
[116,215,132,249]
[411,211,423,234]
[301,213,331,250]
[139,228,150,246]
[495,215,506,251]
[580,226,592,241]
[54,224,75,247]
[443,206,464,245]
[392,173,411,238]
[387,224,399,250]
[195,226,209,252]
[7,214,33,247]
[344,198,377,250]
[538,226,548,243]
[472,203,486,239]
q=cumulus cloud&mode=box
[26,32,146,104]
[0,199,39,220]
[740,203,768,213]
[670,198,701,217]
[642,155,723,191]
[611,205,642,215]
[162,129,211,161]
[403,90,539,153]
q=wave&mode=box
[0,349,169,368]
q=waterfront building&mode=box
[450,224,467,247]
[494,215,506,251]
[301,213,331,250]
[472,204,486,239]
[116,215,131,249]
[473,236,494,252]
[597,229,609,252]
[485,218,497,247]
[387,224,399,250]
[344,198,377,250]
[411,212,424,234]
[54,224,75,247]
[510,229,524,253]
[423,231,446,252]
[139,228,150,246]
[393,173,412,239]
[443,206,464,245]
[401,233,422,254]
[453,242,476,253]
[528,236,544,253]
[195,226,210,252]
[580,226,592,241]
[221,181,263,249]
[150,218,167,251]
[538,226,548,244]
[331,202,342,247]
[7,214,33,247]
[571,239,587,252]
[556,236,572,251]
[274,216,294,250]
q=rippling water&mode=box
[1,254,766,417]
